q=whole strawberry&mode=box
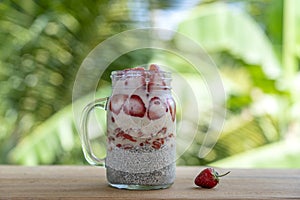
[194,168,230,189]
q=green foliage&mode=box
[0,0,151,164]
[8,101,80,165]
[173,0,299,167]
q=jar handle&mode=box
[80,97,108,166]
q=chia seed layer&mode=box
[106,163,175,186]
[106,144,175,173]
[105,145,176,186]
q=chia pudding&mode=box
[105,64,176,189]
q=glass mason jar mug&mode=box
[80,65,176,190]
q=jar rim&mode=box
[111,69,172,79]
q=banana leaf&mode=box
[176,2,281,79]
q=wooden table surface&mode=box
[0,166,299,199]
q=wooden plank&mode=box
[0,166,300,199]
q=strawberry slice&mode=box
[116,130,137,142]
[147,64,166,93]
[123,94,146,118]
[167,97,176,121]
[151,140,162,149]
[157,127,167,135]
[149,64,161,71]
[109,94,128,115]
[147,97,167,120]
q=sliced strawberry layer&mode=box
[147,97,167,120]
[109,94,128,115]
[123,94,146,118]
[110,126,174,150]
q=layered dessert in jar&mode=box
[105,64,176,189]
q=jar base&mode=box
[108,182,173,190]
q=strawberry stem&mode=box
[217,171,231,177]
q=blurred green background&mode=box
[1,0,300,168]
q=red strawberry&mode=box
[194,168,230,189]
[109,94,128,115]
[123,94,146,118]
[147,97,167,120]
[166,97,176,121]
